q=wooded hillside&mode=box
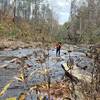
[0,0,100,44]
[57,0,100,44]
[0,0,58,42]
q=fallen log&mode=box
[0,58,17,68]
[61,64,79,84]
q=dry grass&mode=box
[0,15,55,43]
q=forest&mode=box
[0,0,100,44]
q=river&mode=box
[0,46,94,100]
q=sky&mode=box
[10,0,71,25]
[48,0,71,25]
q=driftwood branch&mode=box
[61,64,79,84]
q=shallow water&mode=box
[0,48,94,99]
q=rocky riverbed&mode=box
[0,43,99,100]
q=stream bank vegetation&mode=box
[0,0,100,45]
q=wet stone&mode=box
[0,47,96,99]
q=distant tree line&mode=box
[57,0,100,44]
[0,0,59,42]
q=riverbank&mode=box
[0,38,49,50]
[0,38,89,50]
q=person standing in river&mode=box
[55,42,61,57]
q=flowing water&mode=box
[0,47,94,100]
